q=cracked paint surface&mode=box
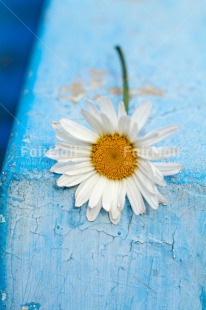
[2,176,206,309]
[0,0,206,309]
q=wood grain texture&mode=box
[1,0,206,309]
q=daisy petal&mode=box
[109,212,121,225]
[133,175,159,209]
[53,122,91,146]
[82,109,105,135]
[153,162,182,176]
[46,148,66,160]
[100,113,115,133]
[65,162,94,176]
[85,100,104,125]
[88,176,107,208]
[85,98,99,114]
[156,190,168,205]
[75,174,100,207]
[137,147,178,160]
[118,179,126,210]
[135,169,156,194]
[132,101,152,131]
[57,171,95,187]
[56,131,90,146]
[51,161,90,174]
[126,176,146,215]
[118,115,131,136]
[46,147,91,162]
[53,157,90,164]
[51,162,70,174]
[118,101,127,119]
[60,118,98,143]
[139,160,166,186]
[98,96,118,126]
[110,182,120,220]
[86,199,102,221]
[136,125,178,146]
[56,142,90,152]
[102,180,115,212]
[128,122,138,142]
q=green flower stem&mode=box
[115,46,129,113]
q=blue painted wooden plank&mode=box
[1,0,206,309]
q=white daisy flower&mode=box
[46,97,181,224]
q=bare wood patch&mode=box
[137,84,164,97]
[109,84,164,98]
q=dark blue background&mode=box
[0,0,44,170]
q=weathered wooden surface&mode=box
[1,0,206,309]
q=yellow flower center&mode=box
[91,134,137,180]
